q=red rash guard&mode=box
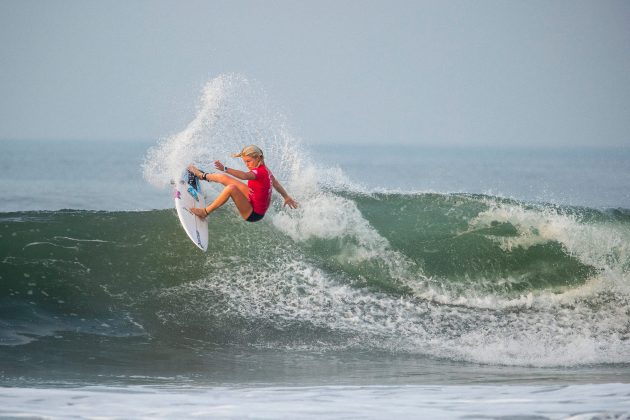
[248,165,273,215]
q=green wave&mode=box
[1,193,629,366]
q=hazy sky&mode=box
[1,0,629,147]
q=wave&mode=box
[2,73,628,368]
[1,191,628,367]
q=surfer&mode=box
[188,145,298,222]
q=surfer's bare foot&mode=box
[190,207,208,218]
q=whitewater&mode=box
[1,74,629,418]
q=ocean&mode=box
[1,75,629,418]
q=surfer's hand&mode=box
[284,196,298,209]
[214,160,225,171]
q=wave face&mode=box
[2,74,629,369]
[1,195,628,367]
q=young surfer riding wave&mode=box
[188,145,298,222]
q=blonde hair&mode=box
[232,145,264,163]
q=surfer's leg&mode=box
[224,185,254,220]
[206,173,250,197]
[191,184,253,220]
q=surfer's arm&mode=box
[214,161,255,180]
[272,177,298,209]
[226,168,255,180]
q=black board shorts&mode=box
[246,211,265,223]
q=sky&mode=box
[1,0,629,147]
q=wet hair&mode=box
[232,145,264,165]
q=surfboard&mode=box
[173,170,209,251]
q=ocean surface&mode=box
[1,75,630,418]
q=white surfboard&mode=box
[173,170,209,251]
